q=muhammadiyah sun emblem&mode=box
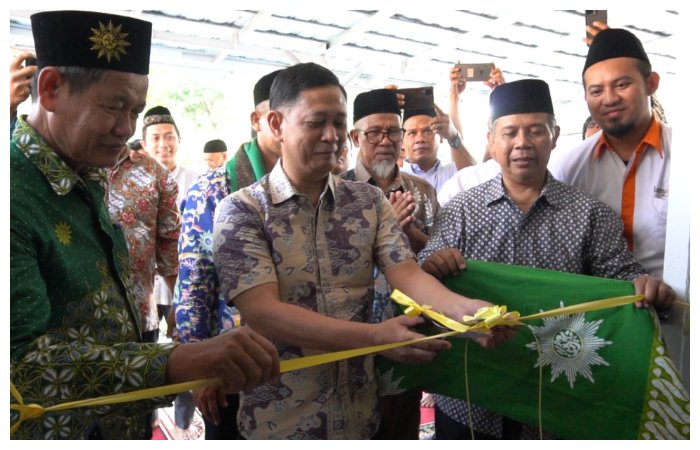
[89,20,130,62]
[526,302,612,388]
[55,222,72,246]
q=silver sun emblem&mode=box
[526,303,612,388]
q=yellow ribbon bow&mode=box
[390,289,522,333]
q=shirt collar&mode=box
[484,172,562,208]
[409,159,441,174]
[593,116,663,160]
[269,160,336,205]
[113,147,133,167]
[13,117,108,196]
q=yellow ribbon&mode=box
[279,330,459,373]
[521,294,644,321]
[8,292,647,435]
[10,378,217,436]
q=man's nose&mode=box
[513,128,532,148]
[114,112,135,139]
[602,86,621,105]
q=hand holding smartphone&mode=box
[455,63,495,82]
[395,86,434,110]
[585,10,608,44]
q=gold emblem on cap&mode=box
[89,20,130,62]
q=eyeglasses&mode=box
[357,128,405,144]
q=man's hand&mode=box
[450,64,466,96]
[388,190,415,228]
[472,325,520,350]
[166,306,177,339]
[584,21,609,46]
[10,51,37,119]
[374,315,451,364]
[193,386,228,425]
[484,66,505,90]
[384,84,404,107]
[633,275,675,310]
[449,297,520,351]
[421,248,466,279]
[431,104,459,143]
[166,326,280,394]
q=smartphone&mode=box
[395,86,434,110]
[23,56,37,67]
[455,63,495,82]
[585,10,607,43]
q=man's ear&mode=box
[250,110,262,133]
[267,110,284,140]
[349,129,360,147]
[37,67,64,112]
[646,71,660,96]
[551,125,561,150]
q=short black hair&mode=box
[269,62,346,110]
[635,59,652,79]
[57,66,107,95]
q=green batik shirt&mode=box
[10,118,176,439]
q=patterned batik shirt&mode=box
[342,162,439,235]
[10,118,175,439]
[213,161,414,439]
[175,139,271,343]
[342,162,438,322]
[418,172,647,438]
[174,166,236,342]
[109,149,180,333]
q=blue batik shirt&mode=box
[174,166,237,342]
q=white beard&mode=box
[371,160,396,180]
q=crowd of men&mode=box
[10,10,677,440]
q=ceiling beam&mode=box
[324,10,398,89]
[212,11,272,65]
[325,10,396,52]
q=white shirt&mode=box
[400,159,457,194]
[550,122,671,278]
[437,159,501,206]
[170,164,200,211]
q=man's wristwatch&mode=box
[448,134,462,148]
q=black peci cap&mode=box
[203,139,227,153]
[142,106,179,136]
[402,108,437,125]
[353,88,402,124]
[31,10,152,74]
[253,70,282,106]
[489,79,554,121]
[583,28,650,75]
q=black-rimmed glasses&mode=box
[357,128,405,144]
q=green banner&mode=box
[377,261,689,439]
